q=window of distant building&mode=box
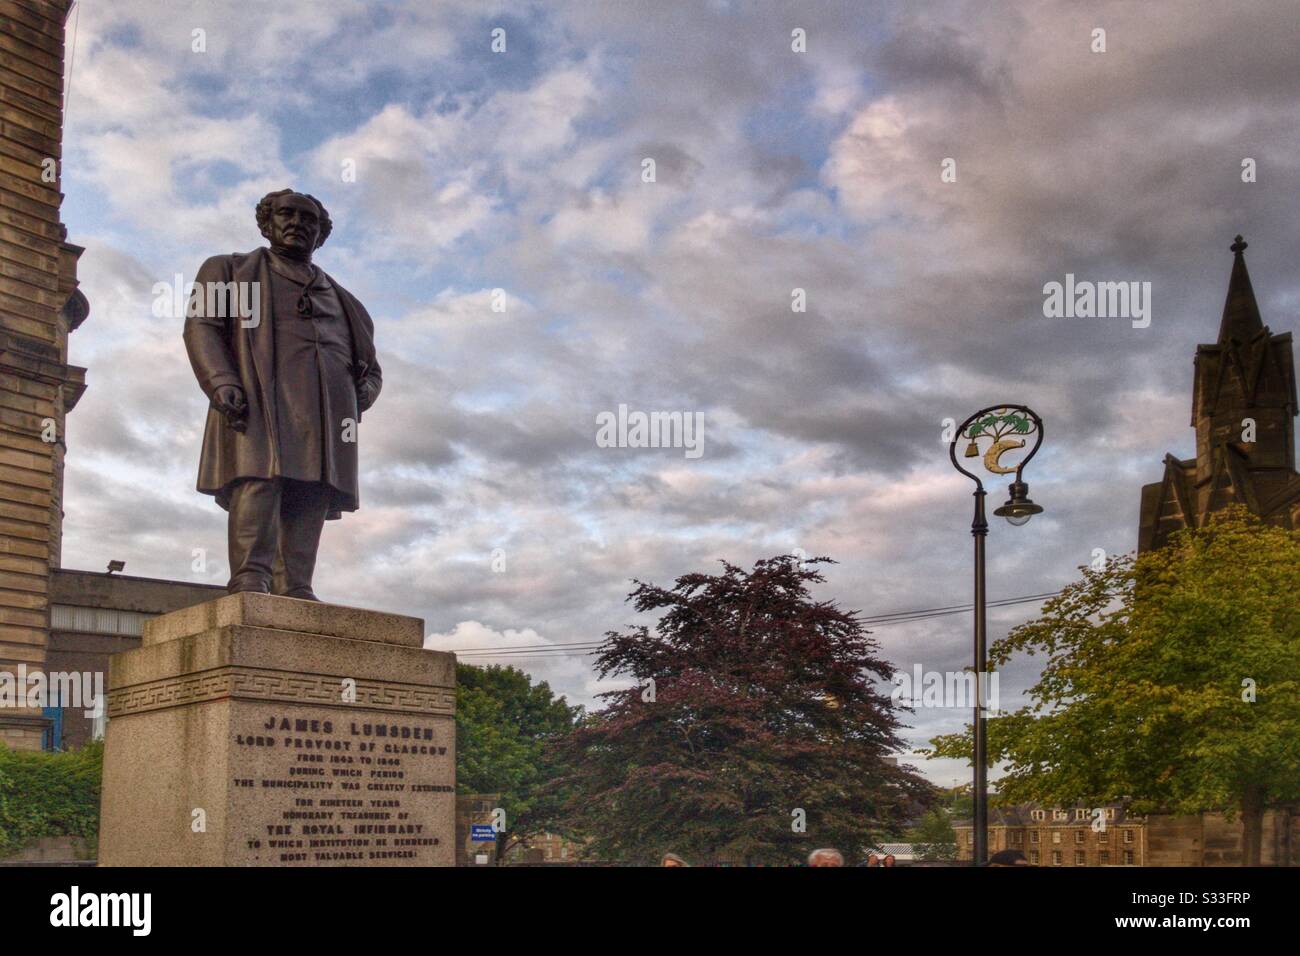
[1053,809,1068,821]
[1123,850,1134,865]
[1051,851,1062,866]
[1030,850,1040,864]
[1031,809,1045,821]
[1075,830,1085,843]
[1106,808,1116,821]
[1123,829,1134,843]
[1075,809,1088,821]
[1052,832,1061,844]
[1030,831,1040,844]
[1099,851,1110,865]
[1075,850,1086,865]
[1097,830,1109,843]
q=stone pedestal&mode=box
[98,593,456,866]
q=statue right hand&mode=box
[213,385,248,430]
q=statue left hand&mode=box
[356,379,377,412]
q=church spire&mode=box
[1141,234,1299,553]
[1217,235,1264,345]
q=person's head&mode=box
[865,853,880,867]
[807,848,844,867]
[987,849,1031,867]
[257,189,333,259]
[660,852,688,867]
[883,854,897,867]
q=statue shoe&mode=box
[228,576,270,594]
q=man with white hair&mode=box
[807,848,844,867]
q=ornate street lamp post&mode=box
[948,405,1044,865]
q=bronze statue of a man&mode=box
[183,189,382,600]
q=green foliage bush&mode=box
[0,740,103,857]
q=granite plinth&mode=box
[140,591,425,647]
[98,594,455,866]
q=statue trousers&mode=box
[226,477,331,599]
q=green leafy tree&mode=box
[906,805,957,861]
[927,508,1300,865]
[554,555,932,865]
[455,664,582,860]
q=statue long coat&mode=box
[182,247,382,519]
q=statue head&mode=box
[256,189,333,260]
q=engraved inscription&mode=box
[232,708,454,865]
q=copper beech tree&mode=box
[554,556,931,865]
[927,507,1300,865]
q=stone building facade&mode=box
[0,0,83,751]
[955,802,1299,866]
[503,830,589,865]
[44,568,223,749]
[955,804,1147,866]
[1,1,224,753]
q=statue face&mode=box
[268,193,322,255]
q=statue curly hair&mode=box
[255,189,333,248]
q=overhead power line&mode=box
[449,590,1061,660]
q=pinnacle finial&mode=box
[1218,234,1262,345]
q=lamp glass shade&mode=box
[994,497,1043,526]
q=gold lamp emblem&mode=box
[962,410,1035,476]
[983,438,1025,475]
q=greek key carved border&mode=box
[107,667,455,718]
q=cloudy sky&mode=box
[58,0,1300,786]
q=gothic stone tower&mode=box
[1138,236,1299,551]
